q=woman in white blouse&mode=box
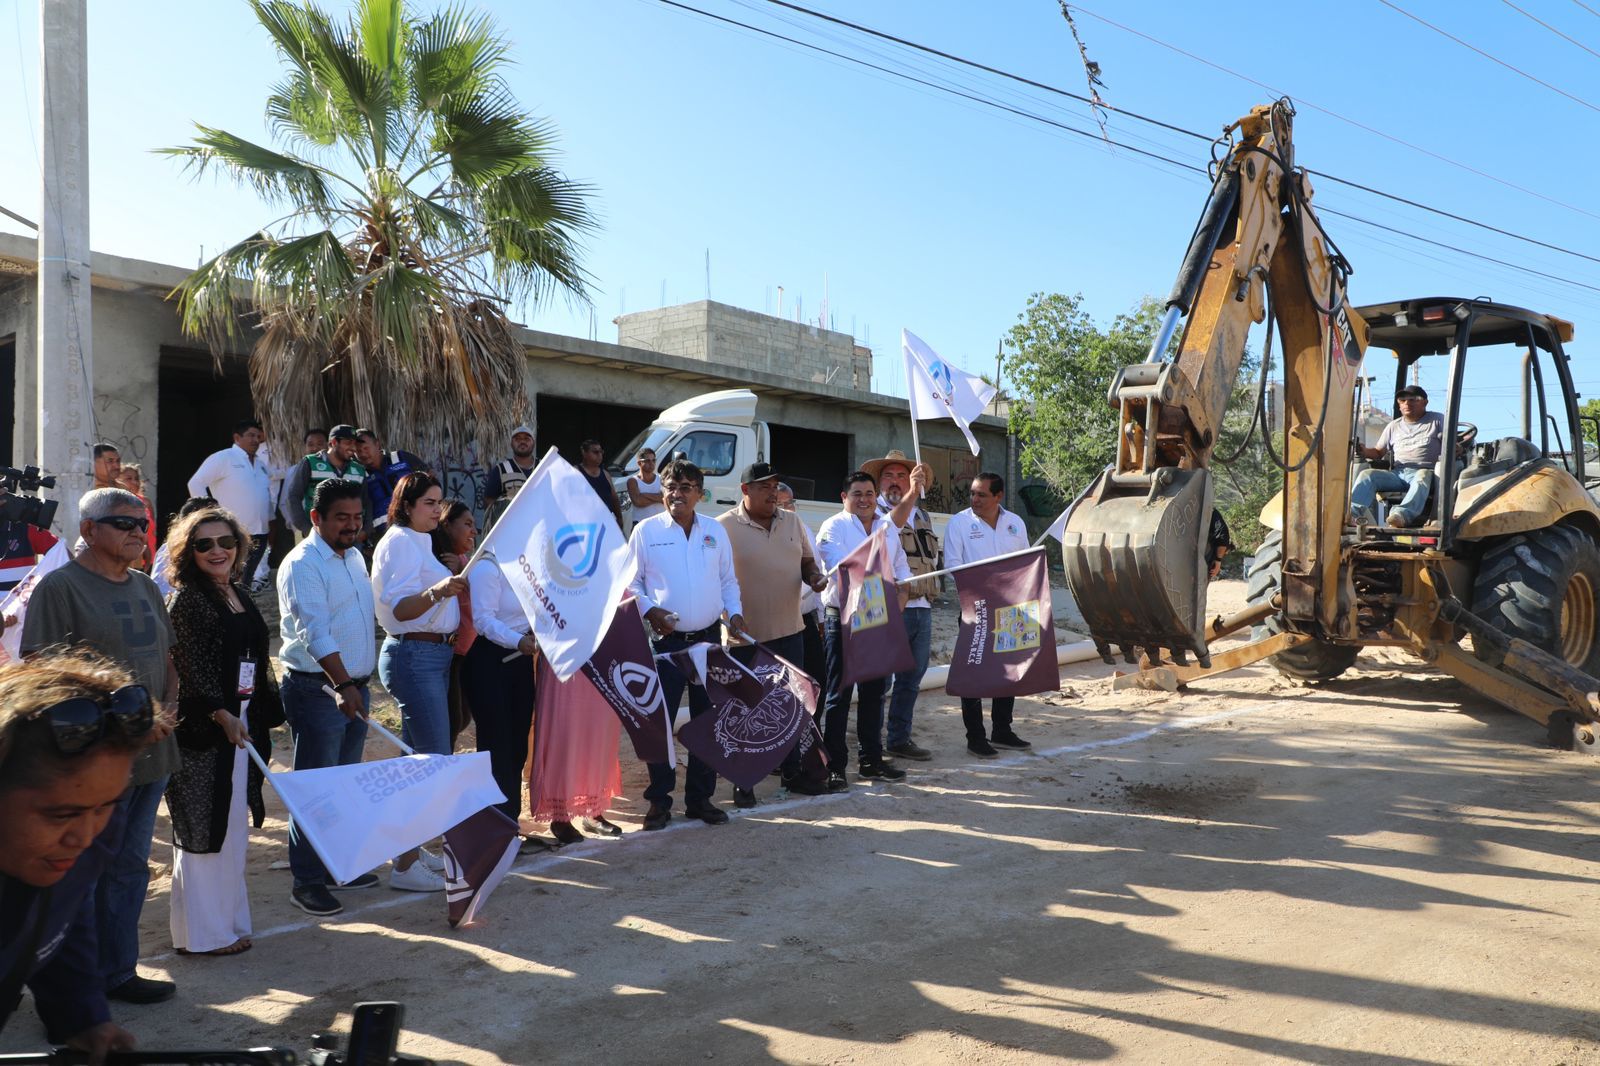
[371,473,468,888]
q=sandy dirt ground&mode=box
[8,579,1600,1064]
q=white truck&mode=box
[609,388,956,535]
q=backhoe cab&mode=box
[1060,99,1600,750]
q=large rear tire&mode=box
[1244,530,1361,681]
[1471,523,1600,676]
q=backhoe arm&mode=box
[1061,100,1368,666]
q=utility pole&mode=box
[37,0,95,534]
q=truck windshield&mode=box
[613,425,674,473]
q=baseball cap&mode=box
[512,425,535,438]
[1395,385,1428,401]
[740,462,780,484]
[329,424,359,440]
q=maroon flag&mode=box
[946,548,1060,698]
[836,527,914,686]
[581,598,675,766]
[441,806,521,928]
[671,644,811,789]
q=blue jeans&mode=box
[1351,466,1434,524]
[282,672,370,888]
[646,627,719,810]
[885,607,932,748]
[379,637,454,757]
[822,608,886,768]
[97,776,167,989]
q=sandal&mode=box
[178,937,252,957]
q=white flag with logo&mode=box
[902,329,997,455]
[473,447,634,681]
[0,539,72,664]
[265,751,505,886]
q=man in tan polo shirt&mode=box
[719,462,829,807]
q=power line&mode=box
[754,0,1600,270]
[656,0,1600,299]
[1068,4,1600,225]
[1500,0,1600,61]
[1573,0,1600,21]
[1375,0,1600,116]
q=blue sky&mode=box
[5,0,1600,444]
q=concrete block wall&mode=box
[617,300,873,389]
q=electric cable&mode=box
[1499,0,1600,61]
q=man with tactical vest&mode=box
[482,425,537,532]
[861,449,941,763]
[283,425,367,536]
[355,428,429,545]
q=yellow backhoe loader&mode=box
[1059,98,1600,752]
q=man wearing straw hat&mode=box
[860,449,939,762]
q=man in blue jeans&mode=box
[861,450,939,762]
[275,478,379,917]
[21,487,180,1006]
[1350,385,1444,528]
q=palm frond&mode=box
[429,88,553,185]
[408,5,506,112]
[265,73,342,150]
[160,126,339,218]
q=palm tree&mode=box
[165,0,593,458]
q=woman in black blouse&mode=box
[163,506,281,956]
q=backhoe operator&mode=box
[1350,385,1444,528]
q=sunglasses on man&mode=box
[193,535,239,553]
[27,685,154,755]
[95,515,150,533]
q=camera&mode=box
[0,466,58,531]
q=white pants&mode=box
[169,714,253,952]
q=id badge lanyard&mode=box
[238,659,256,724]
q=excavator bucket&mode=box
[1060,467,1213,666]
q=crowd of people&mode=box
[1,420,1045,1059]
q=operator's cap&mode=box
[740,462,781,484]
[1395,385,1428,401]
[511,424,535,439]
[329,424,359,441]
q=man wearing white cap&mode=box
[483,425,537,531]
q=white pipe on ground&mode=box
[918,639,1103,692]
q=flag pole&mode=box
[912,544,1046,585]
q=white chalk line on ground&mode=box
[143,699,1296,957]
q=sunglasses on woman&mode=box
[95,515,150,533]
[27,685,154,755]
[193,535,239,552]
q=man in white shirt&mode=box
[187,418,273,582]
[814,471,912,787]
[627,458,745,830]
[944,472,1033,756]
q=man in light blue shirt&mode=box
[275,478,377,917]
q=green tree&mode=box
[1003,292,1162,495]
[165,0,593,455]
[1005,291,1279,559]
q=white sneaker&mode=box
[389,861,446,893]
[418,847,446,873]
